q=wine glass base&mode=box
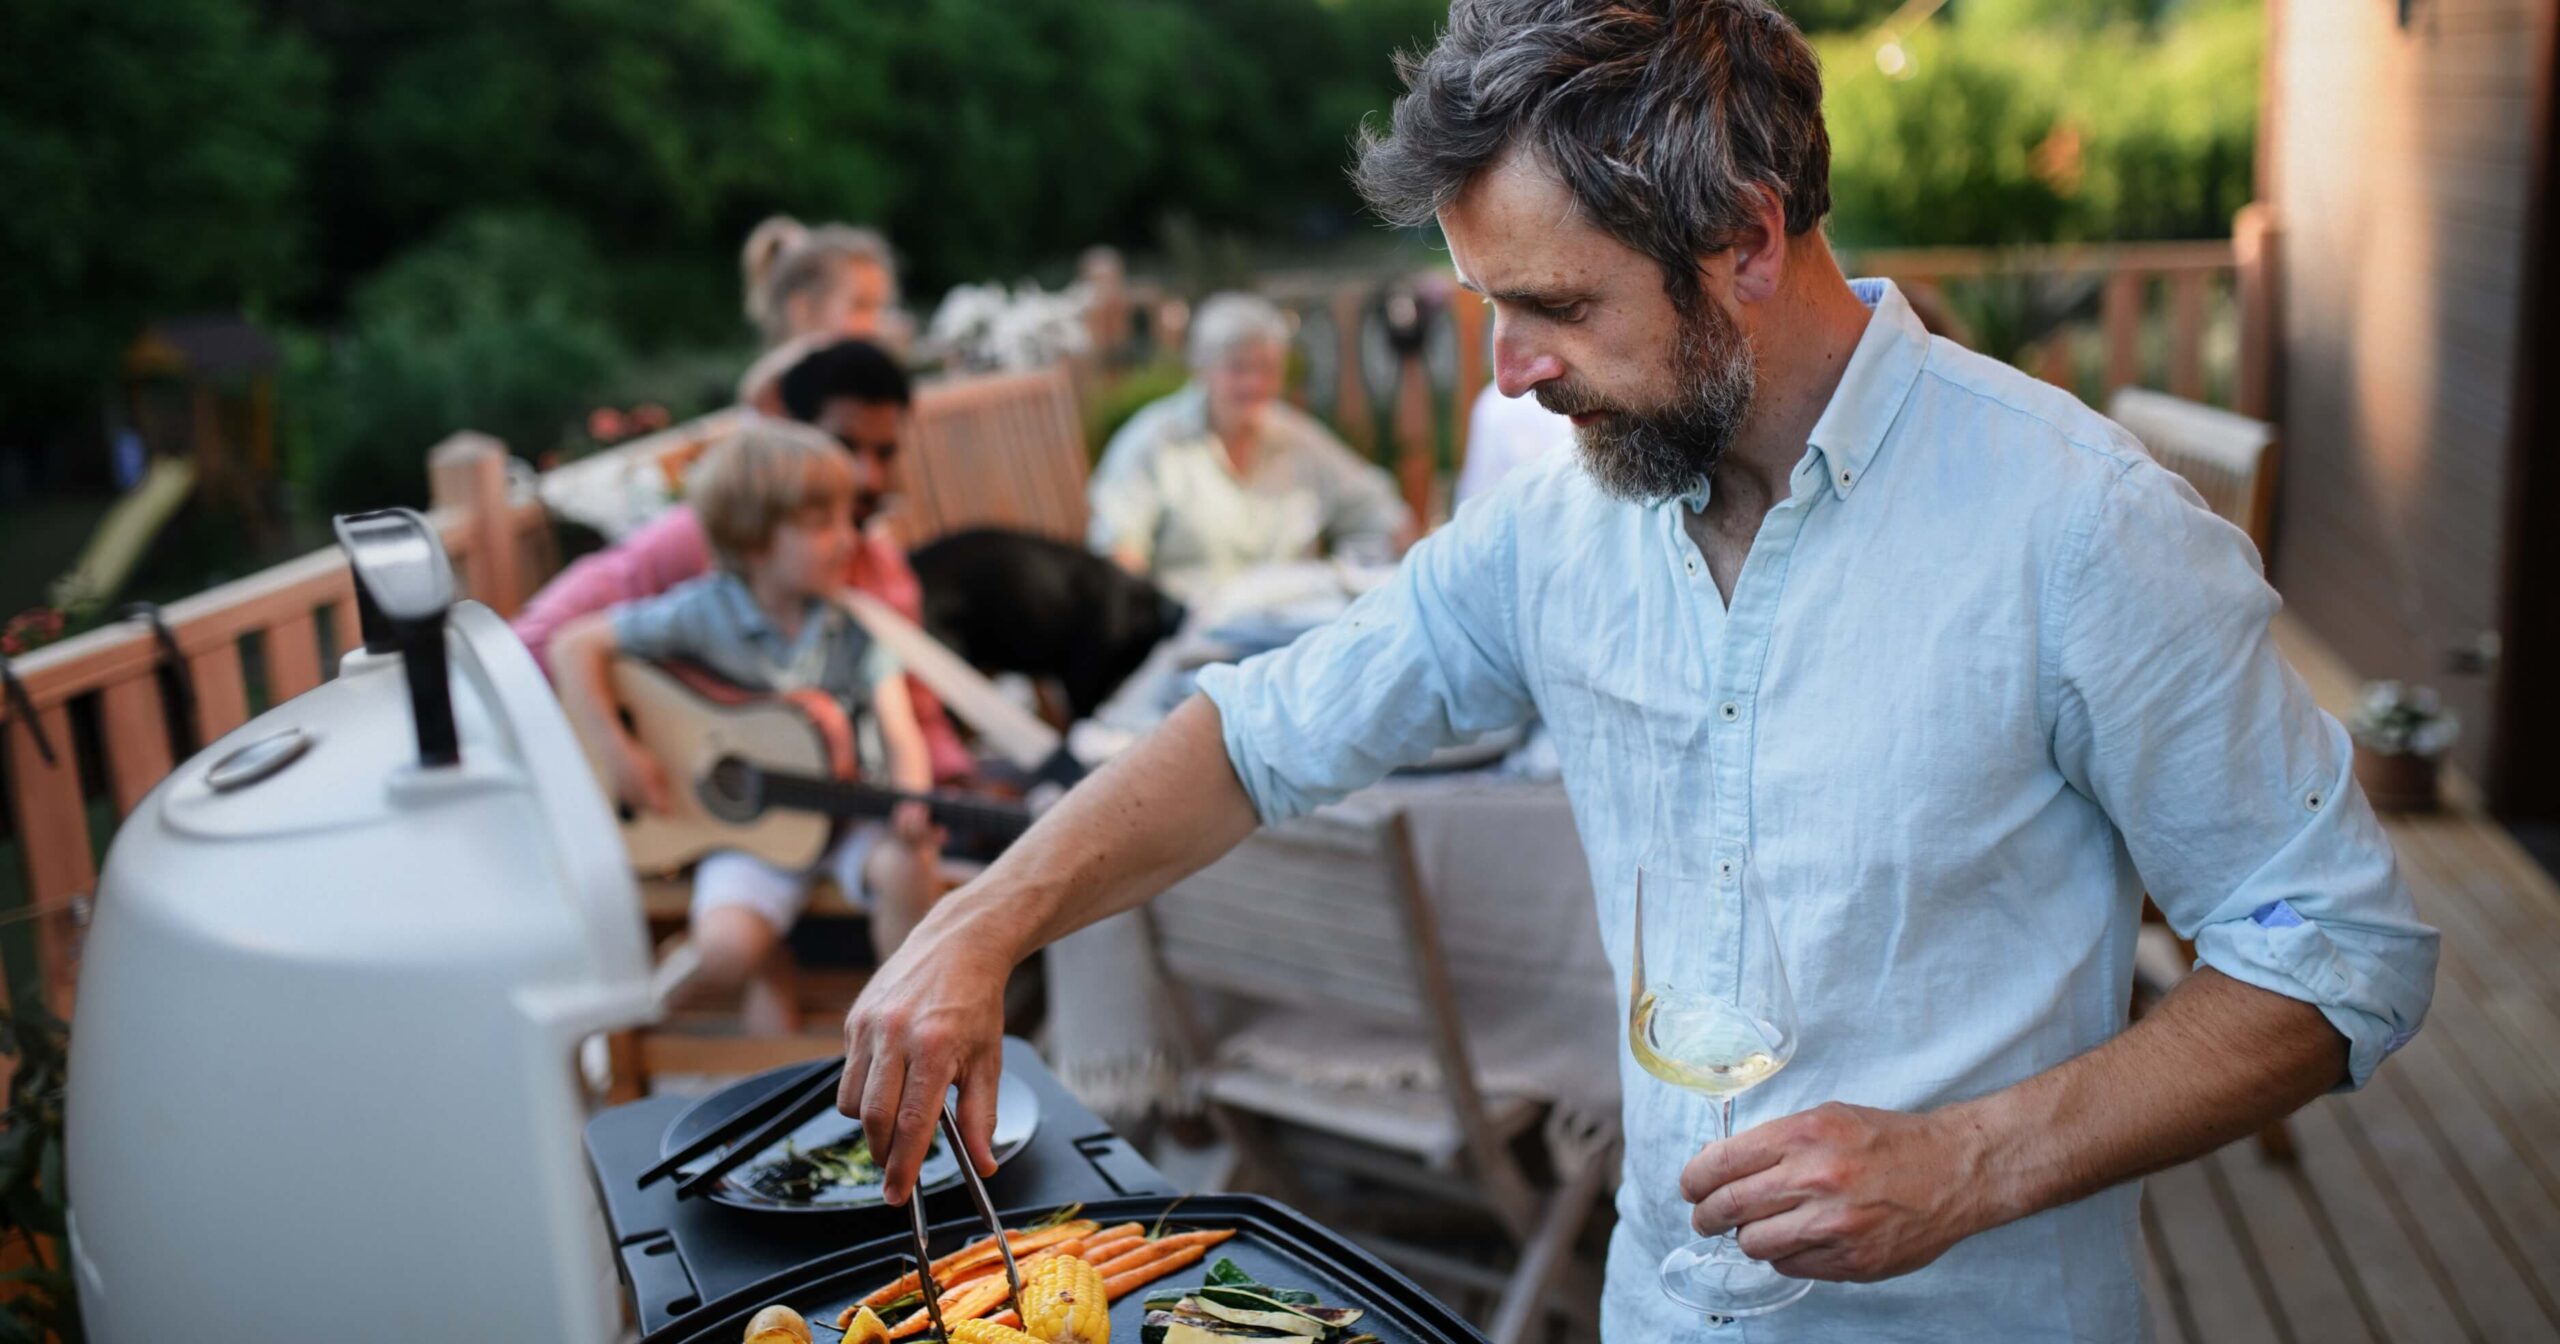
[1660,1238,1814,1319]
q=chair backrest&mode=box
[1146,808,1544,1238]
[887,366,1090,549]
[2106,387,2279,551]
[1148,811,1453,1029]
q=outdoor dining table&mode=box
[1044,562,1622,1143]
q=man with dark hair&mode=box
[838,4,2435,1339]
[514,338,970,783]
[777,337,913,424]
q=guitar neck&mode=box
[754,772,1032,841]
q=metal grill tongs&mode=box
[904,1099,1025,1338]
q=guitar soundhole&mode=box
[699,757,763,823]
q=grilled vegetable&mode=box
[1021,1254,1109,1344]
[948,1324,1046,1344]
[1135,1260,1367,1344]
[837,1306,891,1344]
[743,1304,811,1343]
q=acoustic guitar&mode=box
[582,658,1033,874]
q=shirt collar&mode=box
[1171,382,1214,438]
[1805,278,1932,502]
[710,571,835,649]
[707,572,779,642]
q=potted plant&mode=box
[2349,680,2460,813]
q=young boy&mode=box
[551,421,938,1033]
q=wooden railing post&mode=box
[2168,271,2209,401]
[428,432,523,617]
[2102,271,2146,399]
[2235,203,2282,423]
[1393,350,1436,529]
[4,703,94,1017]
[1450,291,1491,480]
[1332,288,1374,457]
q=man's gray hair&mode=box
[1187,293,1294,372]
[1354,0,1831,305]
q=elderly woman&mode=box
[1088,293,1412,599]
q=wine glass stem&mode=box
[1710,1095,1737,1250]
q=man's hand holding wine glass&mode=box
[1680,1099,2014,1284]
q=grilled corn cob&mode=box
[946,1324,1044,1344]
[1018,1253,1108,1344]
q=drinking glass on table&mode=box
[1631,864,1811,1319]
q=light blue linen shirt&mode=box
[1195,280,2437,1342]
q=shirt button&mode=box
[1718,701,1740,722]
[1839,468,1854,487]
[1717,859,1737,885]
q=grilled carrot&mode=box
[1069,1234,1145,1267]
[858,1222,1096,1308]
[1100,1243,1217,1299]
[948,1244,1060,1288]
[886,1276,1011,1338]
[946,1220,1137,1289]
[1091,1228,1234,1276]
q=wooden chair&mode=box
[2107,388,2296,1162]
[1142,810,1613,1344]
[886,365,1092,549]
[2106,387,2279,553]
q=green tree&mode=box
[0,0,319,451]
[289,210,624,516]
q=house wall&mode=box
[2268,0,2554,785]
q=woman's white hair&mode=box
[1186,292,1293,372]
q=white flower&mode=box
[922,279,1095,372]
[2348,680,2460,758]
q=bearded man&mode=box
[835,3,2437,1338]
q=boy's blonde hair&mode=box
[688,420,857,569]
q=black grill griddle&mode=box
[636,1193,1493,1344]
[585,1037,1177,1333]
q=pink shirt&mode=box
[514,506,973,783]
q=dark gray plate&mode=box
[661,1068,1039,1214]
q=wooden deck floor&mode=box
[2136,618,2560,1344]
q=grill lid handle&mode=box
[333,508,460,768]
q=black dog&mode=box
[908,528,1186,720]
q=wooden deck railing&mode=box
[0,434,547,1016]
[1105,206,2280,530]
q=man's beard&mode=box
[1536,298,1757,503]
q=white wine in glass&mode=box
[1632,865,1812,1319]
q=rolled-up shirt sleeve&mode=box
[1196,487,1534,824]
[2052,455,2437,1089]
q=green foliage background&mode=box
[1,0,2260,520]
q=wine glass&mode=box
[1631,864,1811,1318]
